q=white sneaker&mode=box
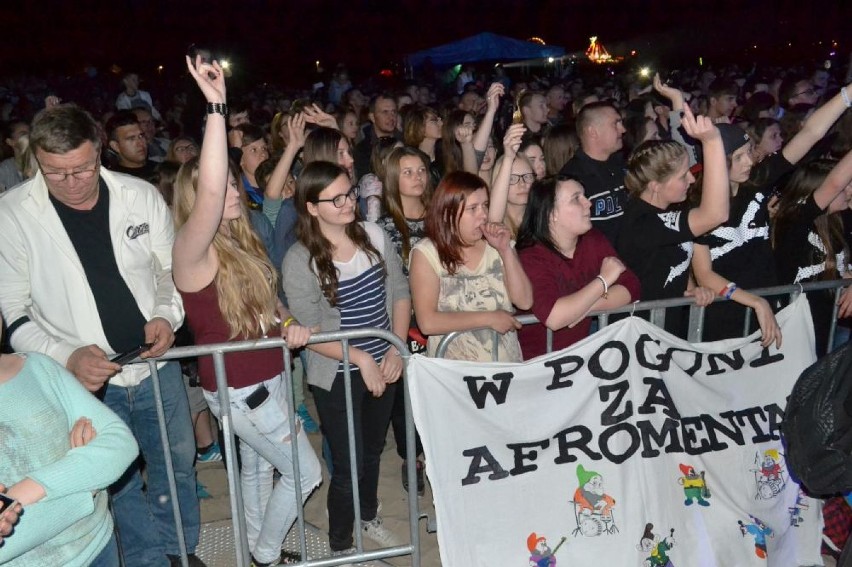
[361,516,403,548]
[329,546,356,567]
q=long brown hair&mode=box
[441,109,473,174]
[425,171,487,275]
[382,146,433,264]
[772,158,847,279]
[173,157,278,339]
[295,161,383,305]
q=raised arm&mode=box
[265,113,306,201]
[813,149,852,210]
[683,104,729,235]
[172,56,228,292]
[783,82,852,165]
[488,123,525,223]
[482,222,532,310]
[653,73,684,112]
[473,83,504,152]
[457,124,478,174]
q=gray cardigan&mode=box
[282,222,410,391]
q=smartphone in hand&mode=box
[0,493,18,521]
[110,343,154,366]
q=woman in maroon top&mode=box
[171,55,321,566]
[517,175,641,359]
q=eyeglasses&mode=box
[426,116,442,124]
[793,87,816,98]
[174,145,197,153]
[314,186,359,208]
[509,173,535,185]
[40,159,100,182]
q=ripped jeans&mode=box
[204,374,322,563]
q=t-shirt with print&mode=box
[378,214,427,353]
[411,238,522,362]
[377,215,425,276]
[616,197,695,338]
[694,152,794,340]
[559,149,628,245]
[774,193,847,355]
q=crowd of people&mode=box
[0,47,851,566]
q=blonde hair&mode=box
[173,157,279,339]
[625,140,688,196]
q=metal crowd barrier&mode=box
[143,328,419,567]
[436,279,852,359]
[139,279,849,567]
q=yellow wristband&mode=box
[282,317,296,328]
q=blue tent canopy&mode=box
[406,32,565,68]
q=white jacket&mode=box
[0,168,183,387]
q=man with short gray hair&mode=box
[0,104,203,567]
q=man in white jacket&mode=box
[0,104,203,567]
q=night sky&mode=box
[2,1,849,84]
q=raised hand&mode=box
[481,221,512,252]
[502,123,525,159]
[288,113,307,150]
[652,73,684,110]
[485,82,504,113]
[455,124,473,144]
[185,55,226,104]
[302,104,338,129]
[680,103,719,143]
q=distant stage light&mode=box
[640,67,650,77]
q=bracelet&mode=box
[206,102,228,116]
[724,284,738,300]
[718,282,736,297]
[842,87,852,108]
[596,275,609,299]
[282,316,295,328]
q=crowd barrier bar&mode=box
[143,328,418,567]
[436,278,851,359]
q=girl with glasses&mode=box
[283,160,411,557]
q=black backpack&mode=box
[782,341,852,497]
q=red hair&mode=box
[425,171,487,275]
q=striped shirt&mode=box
[335,255,390,373]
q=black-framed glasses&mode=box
[509,173,535,185]
[39,159,100,182]
[314,186,359,208]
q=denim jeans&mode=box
[312,370,396,551]
[90,532,120,567]
[104,361,200,567]
[204,374,322,564]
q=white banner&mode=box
[409,297,822,567]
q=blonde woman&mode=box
[172,55,321,567]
